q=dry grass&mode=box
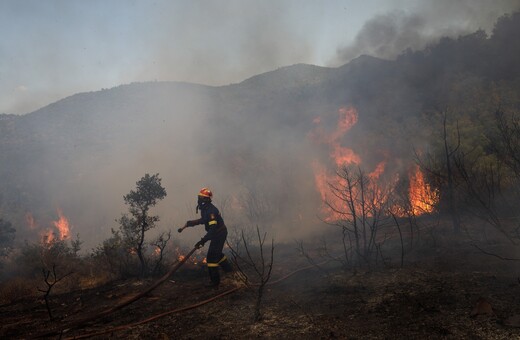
[0,277,38,304]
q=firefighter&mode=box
[178,187,232,288]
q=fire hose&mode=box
[62,259,333,339]
[33,244,332,339]
[32,246,200,339]
[65,286,242,339]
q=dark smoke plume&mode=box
[335,0,520,63]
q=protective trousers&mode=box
[206,229,232,286]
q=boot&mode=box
[207,267,220,289]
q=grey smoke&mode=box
[335,0,520,63]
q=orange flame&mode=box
[41,229,55,244]
[176,247,207,266]
[310,106,361,167]
[29,208,72,245]
[310,107,367,221]
[310,106,439,221]
[408,165,439,215]
[53,208,71,240]
[368,161,386,181]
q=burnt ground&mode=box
[1,237,520,339]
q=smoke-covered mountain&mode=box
[1,12,519,248]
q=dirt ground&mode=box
[1,236,520,339]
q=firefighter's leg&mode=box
[206,234,226,286]
[206,266,220,287]
[219,255,233,273]
[215,229,232,273]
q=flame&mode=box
[310,107,366,221]
[366,161,390,207]
[331,148,362,167]
[312,161,343,221]
[313,160,392,221]
[52,208,71,240]
[41,229,55,244]
[176,247,207,266]
[408,165,439,215]
[310,106,361,167]
[368,161,386,181]
[310,105,439,221]
[29,208,72,244]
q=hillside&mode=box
[0,12,519,249]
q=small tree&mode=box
[150,230,171,276]
[228,226,274,322]
[325,166,392,267]
[118,173,166,277]
[38,264,73,321]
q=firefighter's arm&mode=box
[200,215,219,243]
[179,219,201,233]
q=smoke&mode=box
[5,1,520,251]
[8,74,349,251]
[132,1,316,87]
[4,1,519,115]
[334,0,520,63]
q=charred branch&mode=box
[227,226,274,322]
[38,263,73,321]
[471,244,520,261]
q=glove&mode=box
[194,239,206,249]
[178,223,188,233]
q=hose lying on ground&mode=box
[65,286,242,340]
[67,259,333,339]
[32,247,199,339]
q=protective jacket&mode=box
[186,202,226,243]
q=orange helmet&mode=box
[198,187,213,198]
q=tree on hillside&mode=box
[118,173,167,277]
[453,108,520,242]
[490,11,520,80]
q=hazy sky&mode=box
[1,0,518,115]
